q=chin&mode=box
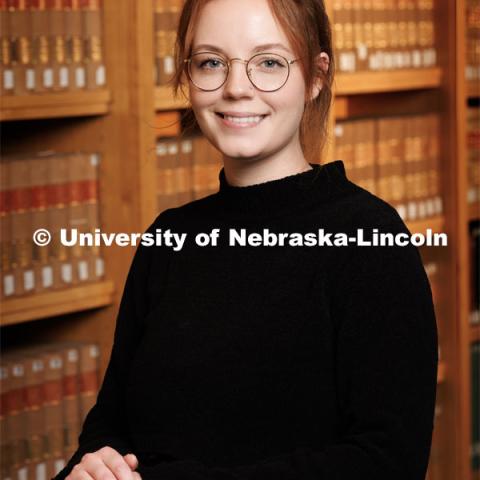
[215,140,266,160]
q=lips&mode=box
[215,112,268,118]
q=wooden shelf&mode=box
[437,361,446,383]
[0,280,116,327]
[335,68,443,95]
[467,79,480,98]
[471,323,480,343]
[406,216,446,235]
[154,86,190,111]
[0,89,112,121]
[468,201,480,221]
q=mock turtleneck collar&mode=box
[216,160,348,217]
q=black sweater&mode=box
[54,160,438,480]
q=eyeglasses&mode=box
[183,51,301,92]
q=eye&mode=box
[253,54,288,71]
[262,59,282,68]
[193,54,227,70]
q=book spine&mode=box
[81,0,105,89]
[0,0,14,95]
[63,0,85,89]
[31,0,51,92]
[47,0,68,90]
[42,349,65,478]
[30,152,51,294]
[78,343,100,424]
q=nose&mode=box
[222,58,254,98]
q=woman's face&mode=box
[188,0,311,164]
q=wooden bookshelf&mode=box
[406,217,446,236]
[471,323,480,343]
[0,281,115,327]
[0,90,112,121]
[469,201,480,221]
[154,86,190,111]
[467,80,480,99]
[335,68,443,95]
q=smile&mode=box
[215,112,268,128]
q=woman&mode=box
[56,1,438,479]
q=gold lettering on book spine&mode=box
[85,36,101,62]
[1,38,10,65]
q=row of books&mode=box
[467,103,480,206]
[153,0,183,87]
[156,134,223,212]
[1,341,101,480]
[0,151,105,301]
[466,0,480,83]
[334,112,443,222]
[0,0,106,96]
[471,341,480,475]
[333,0,437,73]
[152,0,439,88]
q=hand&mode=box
[66,446,141,480]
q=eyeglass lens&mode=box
[188,52,290,91]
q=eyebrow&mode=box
[192,43,292,55]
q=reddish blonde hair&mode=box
[170,0,335,163]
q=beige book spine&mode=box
[0,361,13,480]
[10,0,36,94]
[31,0,51,92]
[354,119,377,196]
[78,343,100,425]
[63,0,85,89]
[47,152,73,290]
[390,117,406,219]
[82,0,106,89]
[0,0,14,95]
[6,355,28,480]
[48,0,69,90]
[42,349,65,479]
[370,0,387,71]
[60,344,81,462]
[24,354,47,480]
[9,154,35,297]
[68,152,89,285]
[30,153,52,294]
[376,117,393,205]
[84,153,103,281]
[1,156,13,300]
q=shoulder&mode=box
[328,179,410,235]
[149,193,220,230]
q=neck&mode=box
[221,139,309,188]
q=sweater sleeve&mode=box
[133,221,438,480]
[53,218,161,480]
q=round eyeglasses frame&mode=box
[183,51,302,93]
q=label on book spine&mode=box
[3,274,14,296]
[3,69,14,89]
[95,64,105,85]
[42,265,53,288]
[23,270,35,291]
[75,66,85,87]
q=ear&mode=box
[308,52,330,102]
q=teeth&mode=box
[224,115,264,124]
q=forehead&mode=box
[192,0,294,55]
